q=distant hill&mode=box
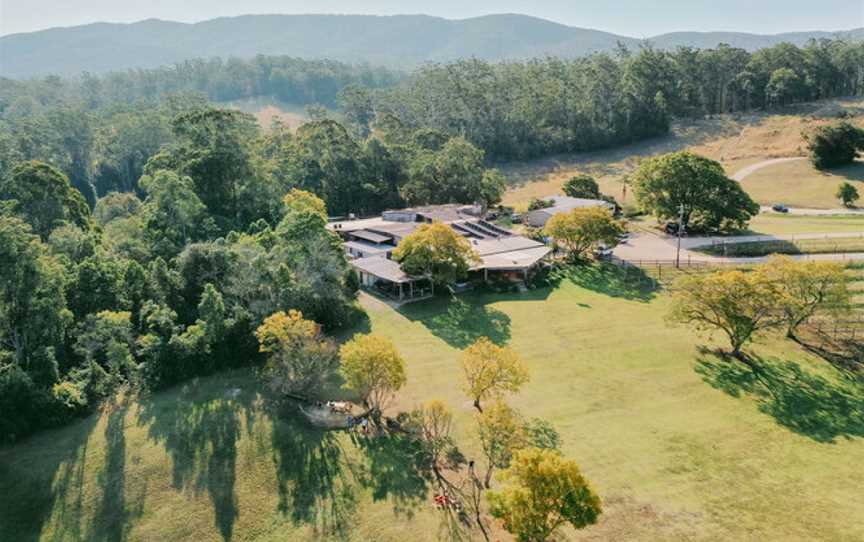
[1,13,861,79]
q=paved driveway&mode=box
[613,229,864,264]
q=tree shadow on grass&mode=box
[558,263,657,302]
[267,403,358,537]
[0,415,99,542]
[89,399,145,542]
[400,295,512,348]
[136,378,255,541]
[696,351,864,443]
[353,431,432,518]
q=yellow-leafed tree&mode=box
[488,447,601,542]
[392,222,480,284]
[460,337,529,412]
[339,333,407,412]
[256,310,337,395]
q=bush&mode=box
[0,366,77,444]
[527,197,554,211]
[805,121,864,170]
[562,175,600,199]
[837,182,860,207]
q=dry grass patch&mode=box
[739,159,864,208]
[501,98,864,210]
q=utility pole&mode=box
[675,203,685,269]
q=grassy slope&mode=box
[2,275,863,541]
[739,160,864,208]
[501,98,864,211]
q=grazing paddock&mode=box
[2,273,863,541]
[747,213,864,235]
[738,159,864,209]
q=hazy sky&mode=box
[1,0,862,37]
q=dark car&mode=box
[772,204,789,213]
[593,244,614,260]
[664,222,680,235]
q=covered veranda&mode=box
[351,257,434,302]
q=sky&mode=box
[1,0,862,37]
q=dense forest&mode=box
[361,39,864,159]
[2,37,864,443]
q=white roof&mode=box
[468,235,546,256]
[480,246,553,270]
[351,257,418,283]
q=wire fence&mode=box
[609,256,752,288]
[610,257,864,346]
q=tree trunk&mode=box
[473,398,483,413]
[484,465,494,489]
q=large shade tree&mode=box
[632,151,758,233]
[460,337,530,412]
[339,333,407,413]
[392,222,480,285]
[488,447,602,542]
[760,256,850,341]
[668,268,782,360]
[805,121,864,170]
[256,309,338,396]
[543,207,625,260]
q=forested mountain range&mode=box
[2,13,862,78]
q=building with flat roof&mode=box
[329,205,552,301]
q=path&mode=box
[731,157,807,181]
[733,157,861,215]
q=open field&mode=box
[738,159,864,208]
[747,213,864,236]
[696,235,864,257]
[501,97,864,211]
[221,97,310,131]
[2,273,863,541]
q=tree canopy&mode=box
[339,333,407,412]
[669,268,782,358]
[256,310,338,396]
[460,337,530,412]
[543,207,625,260]
[562,175,600,199]
[488,447,602,542]
[0,161,90,241]
[805,122,864,170]
[632,151,759,233]
[392,222,480,285]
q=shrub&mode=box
[837,182,860,207]
[562,175,600,199]
[805,121,864,170]
[527,197,554,211]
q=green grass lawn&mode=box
[2,271,863,541]
[739,160,864,209]
[748,213,864,236]
[697,236,864,257]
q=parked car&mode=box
[511,213,524,224]
[664,222,680,235]
[593,244,614,260]
[772,204,789,213]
